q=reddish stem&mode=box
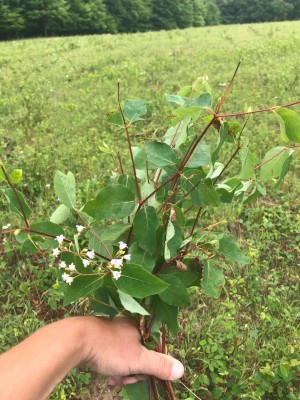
[118,82,141,202]
[216,100,300,119]
[215,59,242,114]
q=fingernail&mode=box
[170,361,184,380]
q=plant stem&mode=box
[190,206,203,237]
[215,59,242,114]
[0,164,30,229]
[216,99,300,119]
[118,82,141,202]
[254,145,299,170]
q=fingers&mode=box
[138,347,184,381]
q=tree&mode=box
[216,0,293,24]
[66,0,109,35]
[0,2,25,39]
[191,0,206,27]
[204,0,221,26]
[286,0,300,20]
[21,0,69,36]
[103,0,152,33]
[151,0,196,30]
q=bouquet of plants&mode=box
[1,65,300,399]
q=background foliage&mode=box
[0,20,300,399]
[0,0,300,39]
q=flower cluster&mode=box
[59,261,76,272]
[110,242,131,280]
[62,272,74,285]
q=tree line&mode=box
[0,0,299,40]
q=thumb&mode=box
[138,347,184,381]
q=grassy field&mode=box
[0,21,300,399]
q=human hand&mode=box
[81,316,184,386]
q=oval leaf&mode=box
[275,108,300,143]
[50,204,70,224]
[133,206,159,255]
[114,263,169,298]
[118,290,149,315]
[83,184,135,220]
[145,141,177,168]
[54,171,76,208]
[64,275,104,306]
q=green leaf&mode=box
[20,237,42,255]
[151,296,179,335]
[190,179,220,207]
[165,94,186,107]
[163,117,191,151]
[186,142,211,168]
[129,242,156,273]
[275,108,300,143]
[54,171,76,208]
[114,263,169,298]
[31,221,64,237]
[185,92,213,108]
[145,141,177,169]
[132,147,147,170]
[158,274,190,307]
[83,184,135,220]
[164,221,182,261]
[64,275,104,306]
[202,260,225,299]
[0,162,6,181]
[91,287,119,318]
[161,258,202,287]
[118,174,136,196]
[243,182,266,205]
[102,222,131,242]
[10,169,22,184]
[88,227,113,257]
[275,154,293,188]
[218,235,249,265]
[260,147,294,182]
[120,381,149,400]
[123,99,148,123]
[107,110,123,127]
[141,181,160,209]
[4,188,32,220]
[173,106,203,122]
[239,146,258,180]
[118,291,150,315]
[133,206,159,255]
[211,123,229,165]
[50,204,70,224]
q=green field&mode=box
[0,21,300,399]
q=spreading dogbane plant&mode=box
[1,64,300,399]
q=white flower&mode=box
[62,272,74,285]
[2,224,11,230]
[110,258,123,269]
[82,259,90,268]
[112,270,122,280]
[123,254,131,261]
[56,234,65,245]
[76,225,85,233]
[59,261,67,269]
[119,241,128,250]
[45,184,51,188]
[68,263,76,272]
[52,248,60,257]
[87,249,95,259]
